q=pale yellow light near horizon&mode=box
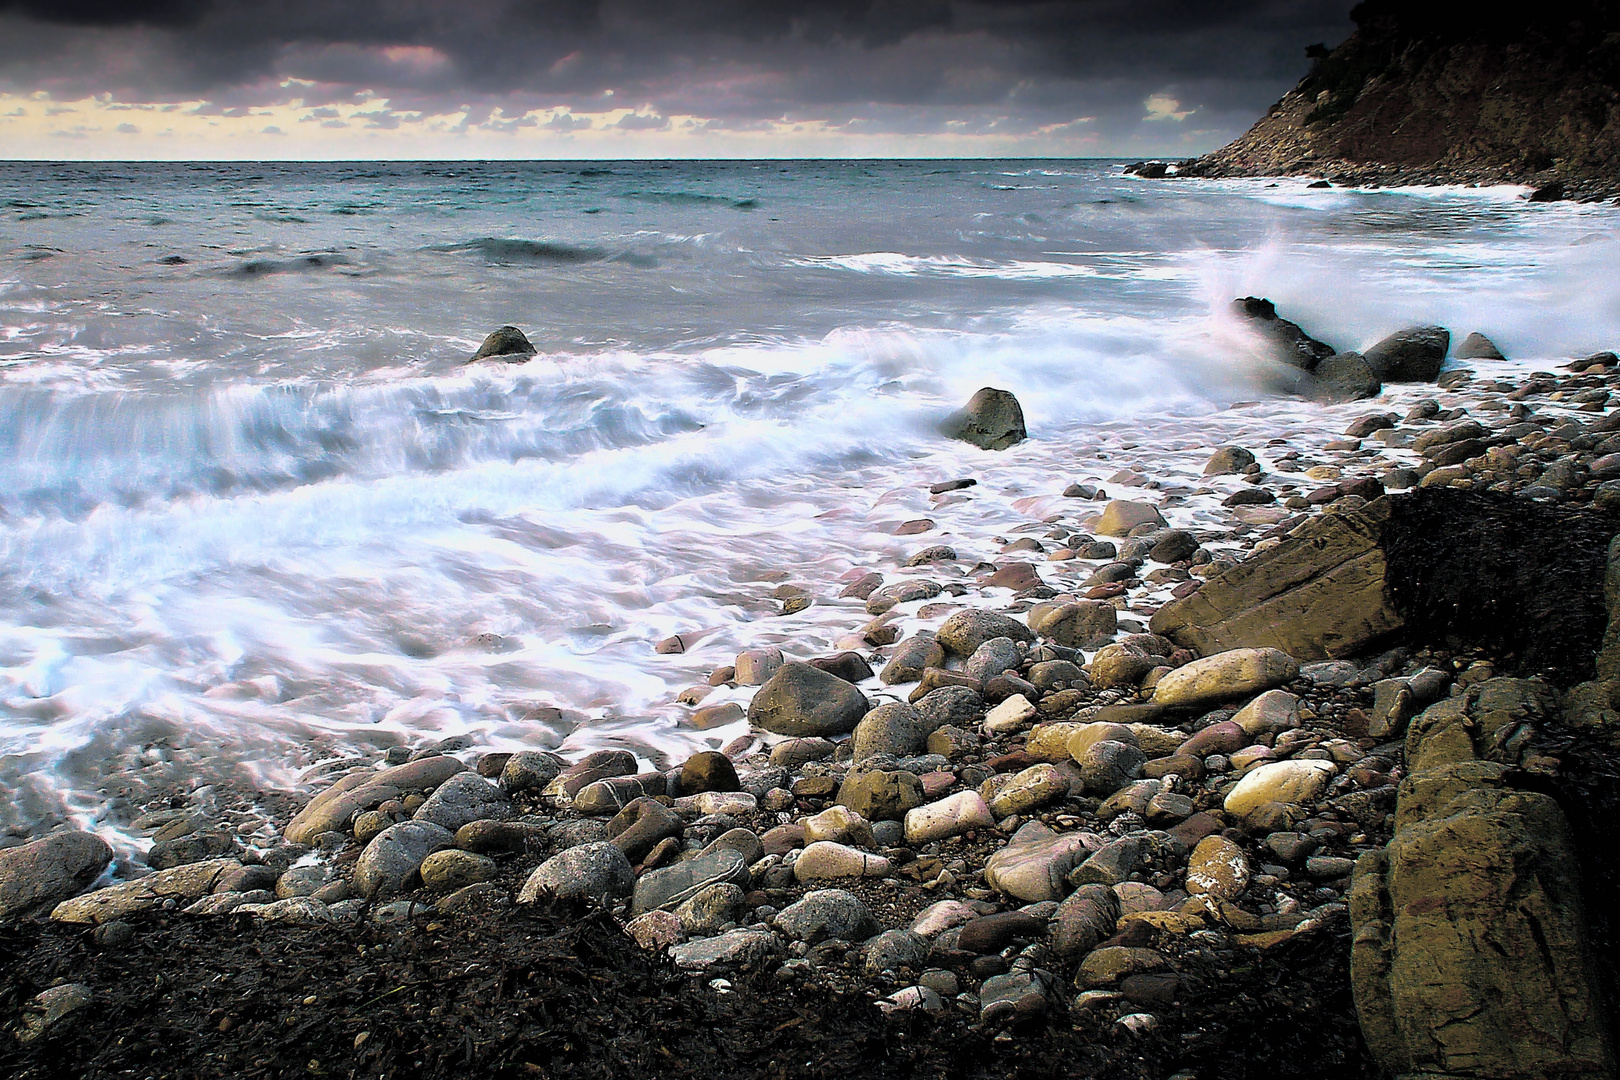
[0,90,1214,160]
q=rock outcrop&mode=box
[1350,678,1615,1078]
[1152,489,1620,684]
[1175,2,1620,201]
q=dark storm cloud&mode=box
[0,1,1359,142]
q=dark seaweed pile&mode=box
[0,901,1375,1080]
[1384,489,1620,685]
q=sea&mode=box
[1,159,1617,862]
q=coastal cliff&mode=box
[1177,0,1620,199]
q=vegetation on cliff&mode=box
[1178,1,1620,198]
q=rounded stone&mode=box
[936,609,1034,657]
[419,849,498,890]
[500,751,563,794]
[774,888,878,943]
[678,751,740,795]
[352,821,455,900]
[852,702,930,759]
[1186,835,1251,900]
[469,325,536,362]
[939,387,1026,450]
[517,841,634,903]
[1077,740,1146,797]
[1151,648,1299,709]
[865,928,931,974]
[747,661,870,737]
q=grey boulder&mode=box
[518,841,635,903]
[939,387,1026,450]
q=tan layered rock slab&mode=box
[1151,499,1402,660]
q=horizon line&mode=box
[0,153,1170,165]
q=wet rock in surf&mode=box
[1455,331,1506,361]
[940,388,1026,450]
[469,325,537,362]
[1231,297,1336,371]
[1362,326,1450,382]
[1309,352,1383,403]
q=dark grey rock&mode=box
[1231,297,1336,371]
[747,661,870,737]
[774,888,878,943]
[1363,326,1450,382]
[1310,352,1383,402]
[469,325,536,362]
[864,928,931,974]
[414,772,512,831]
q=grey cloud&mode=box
[543,111,591,130]
[615,111,669,130]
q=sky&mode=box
[0,1,1359,159]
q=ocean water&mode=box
[2,159,1617,859]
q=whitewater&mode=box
[1,158,1617,861]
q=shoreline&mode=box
[4,335,1620,1074]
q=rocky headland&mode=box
[3,309,1620,1078]
[1141,1,1620,202]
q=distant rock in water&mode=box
[469,326,537,363]
[940,388,1026,450]
[1363,326,1450,382]
[1176,2,1620,199]
[1455,332,1506,361]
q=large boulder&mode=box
[469,325,537,362]
[939,388,1026,450]
[1231,297,1337,371]
[747,661,870,737]
[0,831,113,919]
[1362,326,1450,382]
[1156,490,1620,683]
